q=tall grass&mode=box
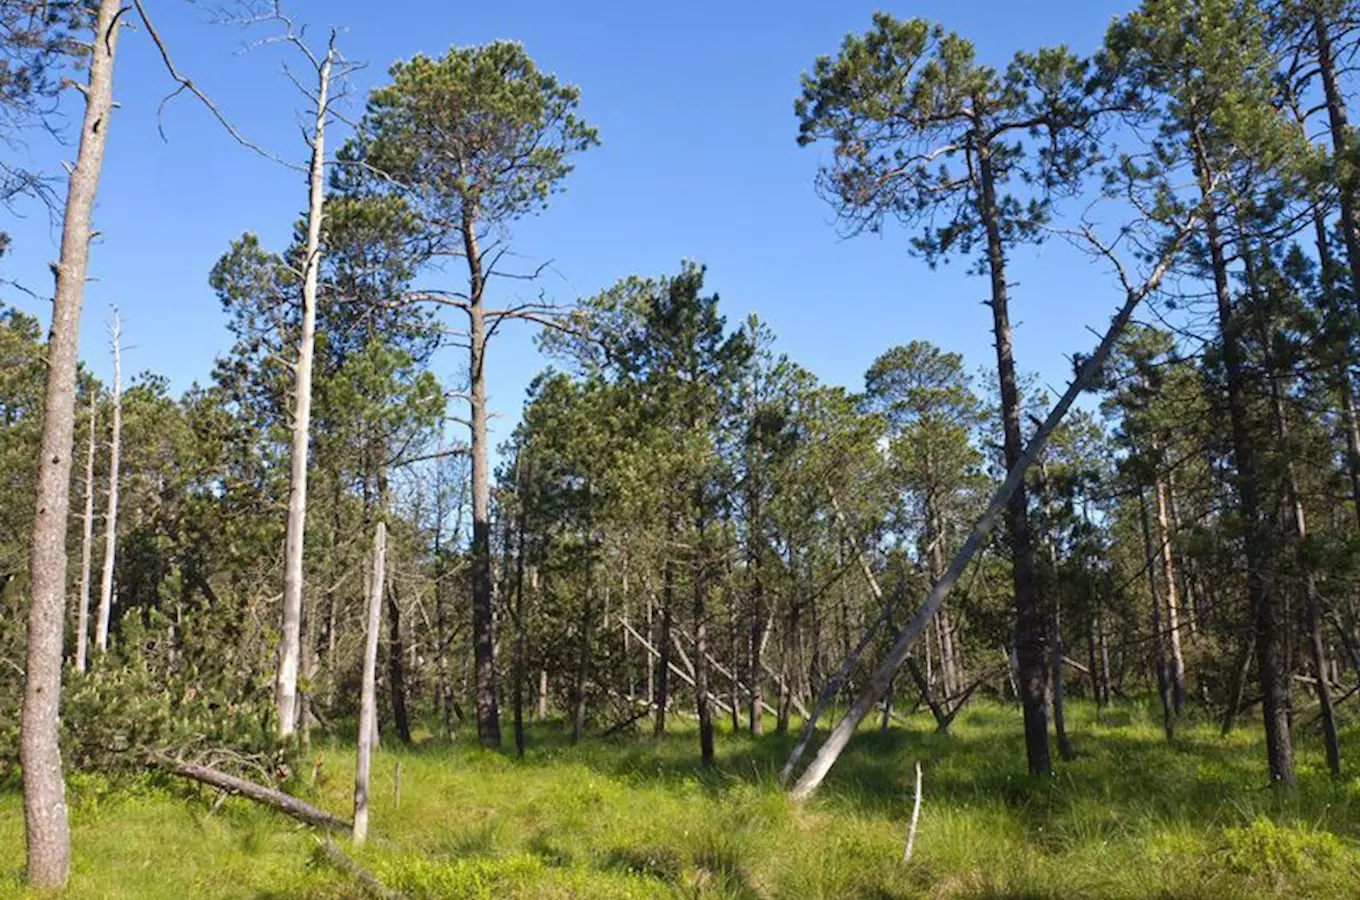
[2,699,1358,898]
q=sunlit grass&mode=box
[3,699,1359,898]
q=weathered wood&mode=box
[155,758,349,832]
[355,522,387,843]
[902,761,923,863]
[619,618,735,716]
[320,840,408,900]
[788,217,1194,800]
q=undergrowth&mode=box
[2,699,1358,898]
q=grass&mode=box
[3,699,1360,898]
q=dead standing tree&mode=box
[130,0,361,737]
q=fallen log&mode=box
[154,756,350,832]
[320,839,408,900]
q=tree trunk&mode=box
[22,2,121,885]
[1195,142,1293,784]
[463,208,500,749]
[654,540,674,736]
[694,517,715,765]
[1153,464,1186,712]
[1263,327,1340,777]
[786,223,1187,800]
[1314,8,1360,311]
[978,132,1050,776]
[572,546,593,745]
[95,312,121,653]
[1139,491,1175,742]
[513,455,529,758]
[277,47,333,737]
[74,393,97,673]
[386,567,411,745]
[354,522,386,844]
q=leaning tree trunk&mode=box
[277,47,333,737]
[74,392,97,673]
[786,218,1189,800]
[354,521,386,845]
[21,1,121,886]
[978,137,1050,776]
[95,312,121,653]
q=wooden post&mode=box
[354,521,386,844]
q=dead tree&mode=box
[787,217,1195,801]
[74,391,98,673]
[354,521,386,844]
[95,309,122,653]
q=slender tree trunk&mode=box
[572,543,593,745]
[786,223,1186,799]
[95,313,121,653]
[277,48,333,737]
[537,669,548,722]
[1314,9,1360,306]
[74,393,97,673]
[353,522,386,845]
[1263,329,1340,777]
[1153,463,1186,712]
[513,454,529,758]
[1196,146,1293,786]
[977,135,1050,776]
[22,4,120,885]
[463,209,501,748]
[386,567,411,745]
[694,515,715,765]
[654,532,674,736]
[1140,491,1175,742]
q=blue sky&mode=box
[3,0,1136,451]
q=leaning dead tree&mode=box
[787,214,1200,801]
[21,0,123,887]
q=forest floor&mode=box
[2,700,1359,899]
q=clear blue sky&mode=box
[4,0,1135,451]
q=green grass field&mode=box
[3,700,1359,898]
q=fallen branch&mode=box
[902,761,923,863]
[153,756,350,832]
[320,839,408,900]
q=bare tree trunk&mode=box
[1139,491,1175,741]
[787,226,1187,800]
[536,669,548,722]
[978,137,1049,776]
[354,522,386,845]
[513,455,529,758]
[1153,466,1186,712]
[95,311,122,653]
[74,393,98,673]
[277,47,333,737]
[22,4,121,885]
[463,209,500,749]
